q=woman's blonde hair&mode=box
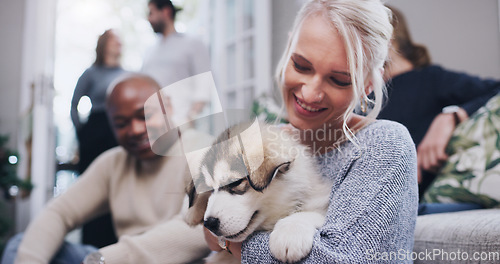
[276,0,393,144]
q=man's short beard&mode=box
[151,21,166,34]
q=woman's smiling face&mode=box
[283,14,354,132]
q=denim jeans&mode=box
[1,233,98,264]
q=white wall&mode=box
[271,0,304,75]
[0,0,25,149]
[0,0,57,231]
[270,0,305,103]
[387,0,500,79]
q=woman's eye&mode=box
[292,60,310,72]
[329,76,351,87]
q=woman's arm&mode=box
[71,69,92,130]
[416,107,468,181]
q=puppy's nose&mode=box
[204,217,220,233]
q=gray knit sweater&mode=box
[241,120,418,263]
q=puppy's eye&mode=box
[224,178,249,195]
[227,178,244,189]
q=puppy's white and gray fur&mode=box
[185,122,330,263]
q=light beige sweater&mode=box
[16,132,211,263]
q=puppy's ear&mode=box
[186,180,197,208]
[185,181,210,226]
[247,161,291,192]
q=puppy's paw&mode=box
[269,213,320,263]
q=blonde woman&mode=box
[204,0,418,263]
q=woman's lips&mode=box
[293,95,326,116]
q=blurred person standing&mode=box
[70,29,126,248]
[71,29,125,173]
[379,5,500,204]
[142,0,211,127]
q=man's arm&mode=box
[99,200,210,264]
[15,152,112,263]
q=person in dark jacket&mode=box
[379,6,500,212]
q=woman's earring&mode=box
[360,97,368,113]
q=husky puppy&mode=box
[185,121,330,264]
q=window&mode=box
[209,0,271,114]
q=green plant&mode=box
[252,96,288,124]
[0,134,33,253]
[0,199,12,254]
[0,135,33,199]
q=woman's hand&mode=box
[416,108,468,182]
[203,227,243,259]
[203,227,222,252]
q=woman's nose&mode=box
[301,77,324,103]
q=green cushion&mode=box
[422,95,500,208]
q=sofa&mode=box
[414,209,500,264]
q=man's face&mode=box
[107,78,161,160]
[148,3,166,33]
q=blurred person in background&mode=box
[379,5,500,212]
[71,29,125,173]
[70,29,126,248]
[142,0,211,127]
[2,73,210,264]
